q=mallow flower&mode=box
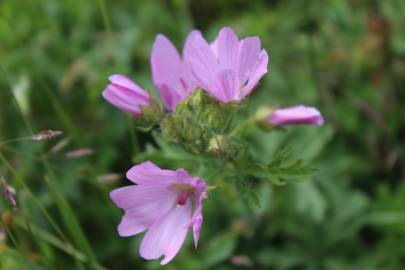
[110,161,207,265]
[267,105,324,126]
[184,27,268,103]
[151,34,197,111]
[102,74,150,117]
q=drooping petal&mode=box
[126,161,178,186]
[182,178,207,248]
[184,30,219,89]
[267,105,324,126]
[110,185,176,236]
[240,49,268,99]
[140,202,193,265]
[187,195,204,248]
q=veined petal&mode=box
[215,27,239,69]
[237,37,261,83]
[108,74,149,98]
[102,75,150,116]
[102,86,143,115]
[155,84,182,111]
[140,201,193,265]
[211,70,239,102]
[110,185,176,236]
[184,30,219,88]
[126,161,178,186]
[240,49,268,99]
[151,34,182,93]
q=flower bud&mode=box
[160,89,235,155]
[208,135,237,157]
[102,74,162,125]
[253,106,276,131]
[267,105,324,126]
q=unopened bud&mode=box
[102,74,163,126]
[139,96,163,126]
[253,106,275,131]
[160,89,236,155]
[32,130,63,142]
[161,115,180,143]
[208,135,237,157]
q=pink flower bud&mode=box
[102,74,150,117]
[267,105,324,126]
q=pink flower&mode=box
[267,105,324,126]
[184,27,268,103]
[110,161,207,265]
[102,74,150,117]
[151,34,197,111]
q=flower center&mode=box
[177,193,189,205]
[172,183,195,206]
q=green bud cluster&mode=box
[160,89,237,157]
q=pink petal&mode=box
[180,60,198,94]
[110,185,176,236]
[102,86,142,115]
[210,38,219,58]
[108,74,149,99]
[215,27,239,70]
[140,202,193,265]
[211,70,239,102]
[151,34,182,92]
[151,34,184,110]
[268,105,324,126]
[237,37,261,84]
[186,199,204,248]
[240,49,268,98]
[102,75,150,116]
[154,84,182,111]
[192,216,203,248]
[126,161,178,186]
[184,30,219,89]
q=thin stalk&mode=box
[14,217,87,263]
[0,152,68,243]
[127,116,140,155]
[1,68,105,269]
[97,0,113,40]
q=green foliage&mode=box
[251,146,317,185]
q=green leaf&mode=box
[251,146,317,185]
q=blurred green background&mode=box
[1,0,405,269]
